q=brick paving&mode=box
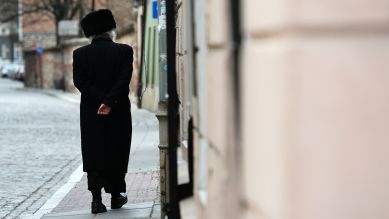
[0,78,161,218]
[52,171,160,213]
[39,87,161,218]
[0,78,82,219]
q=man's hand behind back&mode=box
[97,104,111,115]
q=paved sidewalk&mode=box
[32,89,161,219]
[43,202,158,219]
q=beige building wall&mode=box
[241,0,389,219]
[183,0,389,218]
[189,0,241,218]
[116,33,139,103]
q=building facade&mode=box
[22,0,140,97]
[0,0,22,62]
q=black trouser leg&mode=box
[91,189,102,201]
[88,171,126,194]
[87,171,105,201]
[111,192,121,198]
[105,172,126,194]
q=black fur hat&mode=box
[81,9,116,37]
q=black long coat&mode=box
[73,37,133,173]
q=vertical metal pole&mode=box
[91,0,95,11]
[157,0,170,217]
[227,0,243,218]
[18,0,23,62]
[35,53,40,87]
[166,0,180,218]
[230,0,242,131]
[38,54,43,88]
[156,101,169,218]
[158,0,168,101]
[18,0,23,41]
[138,0,148,107]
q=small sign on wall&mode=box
[159,1,166,30]
[58,20,79,36]
[36,47,44,55]
[152,0,158,19]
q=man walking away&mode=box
[73,9,133,214]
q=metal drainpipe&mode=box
[228,0,243,217]
[166,0,180,218]
[156,0,169,218]
[230,0,241,135]
[137,0,148,107]
[91,0,95,11]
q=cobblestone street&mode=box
[0,78,161,219]
[0,78,82,218]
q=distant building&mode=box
[21,0,136,50]
[22,0,56,50]
[21,0,139,93]
[0,0,22,62]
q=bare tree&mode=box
[0,0,136,46]
[0,0,87,45]
[0,0,19,22]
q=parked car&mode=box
[1,63,20,79]
[0,61,11,77]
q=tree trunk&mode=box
[55,20,60,46]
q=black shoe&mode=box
[111,193,128,209]
[91,200,107,214]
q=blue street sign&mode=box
[36,47,44,55]
[152,0,158,19]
